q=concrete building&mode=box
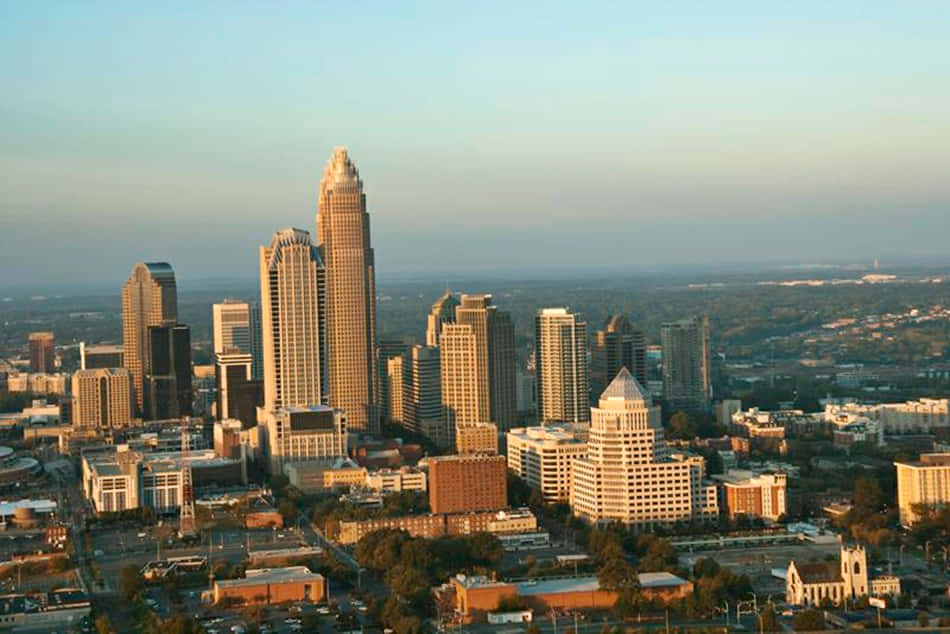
[455,421,498,454]
[535,308,589,424]
[714,470,787,521]
[456,294,517,430]
[263,405,347,475]
[335,508,537,545]
[28,332,55,374]
[440,323,485,429]
[426,291,460,348]
[880,399,949,433]
[144,323,192,421]
[786,545,899,606]
[385,354,406,425]
[660,315,711,412]
[365,466,427,493]
[571,369,718,527]
[212,300,252,356]
[79,343,124,370]
[317,147,378,433]
[404,345,445,443]
[215,352,261,428]
[428,454,507,514]
[213,567,325,605]
[730,408,788,439]
[507,424,587,503]
[259,228,327,413]
[590,315,647,400]
[895,453,950,526]
[122,262,178,413]
[71,368,132,429]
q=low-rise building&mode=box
[365,466,427,493]
[0,590,91,631]
[213,567,324,605]
[455,422,499,454]
[786,545,896,607]
[713,469,787,521]
[262,405,347,475]
[730,408,787,439]
[335,508,537,545]
[506,424,587,503]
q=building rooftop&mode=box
[600,368,650,403]
[215,566,324,589]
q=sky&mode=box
[2,2,949,289]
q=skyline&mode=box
[3,2,950,287]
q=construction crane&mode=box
[178,423,198,539]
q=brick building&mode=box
[213,567,324,605]
[428,454,507,514]
[335,508,537,545]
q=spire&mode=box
[600,367,650,403]
[320,146,362,188]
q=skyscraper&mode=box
[405,345,446,446]
[570,368,719,526]
[440,323,485,427]
[660,315,712,412]
[317,147,378,433]
[28,332,55,373]
[145,323,192,420]
[72,368,132,429]
[259,228,327,413]
[590,315,647,399]
[122,262,178,414]
[454,294,517,429]
[377,341,409,423]
[212,300,252,355]
[386,355,406,426]
[535,308,589,423]
[215,351,262,428]
[426,291,459,347]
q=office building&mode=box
[144,323,192,421]
[71,368,132,429]
[570,368,718,526]
[535,308,589,423]
[213,567,325,606]
[590,315,646,398]
[428,453,507,514]
[426,291,459,347]
[880,399,949,433]
[713,470,787,521]
[507,424,588,503]
[440,323,485,428]
[660,315,711,412]
[215,352,262,428]
[455,421,498,454]
[28,332,55,374]
[212,300,253,356]
[377,341,409,423]
[259,228,327,413]
[317,147,378,433]
[385,355,406,425]
[79,343,124,370]
[248,302,263,381]
[122,262,178,413]
[263,405,347,474]
[404,345,447,444]
[895,453,950,526]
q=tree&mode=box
[118,563,142,601]
[95,614,117,634]
[277,499,298,523]
[793,608,826,631]
[467,532,503,565]
[597,556,638,594]
[853,476,884,513]
[667,411,696,440]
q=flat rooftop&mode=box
[215,566,324,589]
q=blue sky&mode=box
[2,2,948,287]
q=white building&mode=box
[895,453,950,526]
[365,467,427,493]
[507,424,587,503]
[535,308,589,424]
[786,545,899,606]
[570,369,718,527]
[263,405,347,474]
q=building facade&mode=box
[590,315,647,399]
[71,368,132,429]
[571,368,718,527]
[259,228,327,413]
[660,315,711,412]
[317,147,378,433]
[507,424,587,503]
[79,343,123,370]
[715,470,787,521]
[212,300,252,356]
[122,262,178,414]
[535,308,589,424]
[215,352,262,428]
[786,546,898,606]
[263,405,347,474]
[428,454,507,514]
[455,422,499,454]
[895,453,950,526]
[426,291,460,347]
[144,323,192,421]
[28,332,55,374]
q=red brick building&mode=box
[428,454,507,514]
[213,567,324,605]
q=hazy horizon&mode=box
[3,2,948,287]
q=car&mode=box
[137,532,147,538]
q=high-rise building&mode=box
[455,421,498,455]
[405,345,447,446]
[259,228,327,413]
[80,343,124,370]
[144,323,192,420]
[122,262,178,413]
[570,368,718,527]
[660,315,712,412]
[428,454,507,514]
[249,302,264,382]
[895,453,950,526]
[590,315,647,399]
[28,332,55,374]
[386,355,406,426]
[440,323,485,427]
[215,352,262,428]
[212,301,252,355]
[263,405,347,474]
[426,291,459,347]
[317,147,378,433]
[454,294,517,429]
[535,308,589,424]
[72,368,133,429]
[507,424,588,503]
[377,341,409,423]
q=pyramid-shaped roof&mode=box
[600,367,650,402]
